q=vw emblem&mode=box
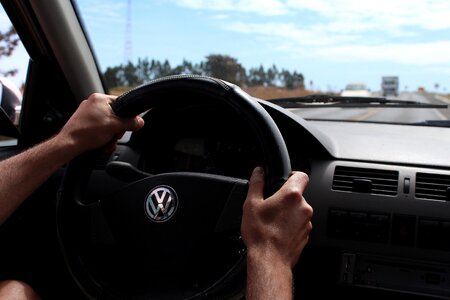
[145,186,178,222]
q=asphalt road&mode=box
[291,92,450,124]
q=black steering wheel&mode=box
[57,75,291,299]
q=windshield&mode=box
[74,0,450,125]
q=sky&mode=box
[1,0,450,93]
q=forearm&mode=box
[0,134,79,224]
[0,93,145,225]
[246,249,294,300]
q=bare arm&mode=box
[241,167,313,300]
[0,93,144,224]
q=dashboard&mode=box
[264,105,450,299]
[129,102,312,179]
[114,98,450,299]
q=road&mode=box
[290,92,450,124]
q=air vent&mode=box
[415,173,450,201]
[332,166,398,196]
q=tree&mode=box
[136,57,151,84]
[0,26,20,77]
[121,61,139,86]
[266,64,279,86]
[159,59,172,77]
[204,54,246,85]
[248,65,266,86]
[103,66,125,88]
[101,55,305,91]
[172,59,203,75]
[279,69,304,89]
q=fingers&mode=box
[119,115,145,132]
[247,168,309,204]
[285,171,309,195]
[105,94,145,131]
[131,115,145,130]
[107,95,118,102]
[266,171,309,206]
[247,167,265,202]
[102,93,145,132]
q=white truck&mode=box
[381,76,399,97]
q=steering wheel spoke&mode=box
[100,172,247,245]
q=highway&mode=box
[290,92,450,124]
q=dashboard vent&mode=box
[415,173,450,201]
[332,166,398,196]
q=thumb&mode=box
[247,167,265,201]
[123,116,145,131]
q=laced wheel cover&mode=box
[57,75,291,299]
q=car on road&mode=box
[1,1,450,300]
[340,83,371,97]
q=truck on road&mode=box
[381,76,399,97]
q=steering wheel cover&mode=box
[57,75,291,299]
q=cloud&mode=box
[224,21,357,46]
[285,0,450,32]
[314,41,450,66]
[176,0,289,16]
[74,0,126,26]
[175,0,450,32]
[174,0,450,38]
[174,0,450,68]
[225,20,450,66]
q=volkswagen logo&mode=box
[144,185,178,222]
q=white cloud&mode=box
[314,41,450,66]
[224,19,450,66]
[225,21,357,46]
[175,0,450,67]
[175,0,450,36]
[286,0,450,32]
[176,0,288,15]
[74,0,125,25]
[211,14,230,20]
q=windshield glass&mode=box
[74,0,450,125]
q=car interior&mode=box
[1,1,450,299]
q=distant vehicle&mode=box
[382,76,399,97]
[340,82,371,97]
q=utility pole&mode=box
[124,0,132,63]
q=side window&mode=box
[0,5,29,146]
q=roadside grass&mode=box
[109,86,131,96]
[110,85,314,100]
[243,86,312,100]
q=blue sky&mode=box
[2,0,450,93]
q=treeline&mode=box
[103,54,304,90]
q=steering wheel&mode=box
[57,75,291,299]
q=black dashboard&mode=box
[129,101,314,179]
[262,104,450,299]
[113,98,450,299]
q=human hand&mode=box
[241,167,313,269]
[57,93,144,155]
